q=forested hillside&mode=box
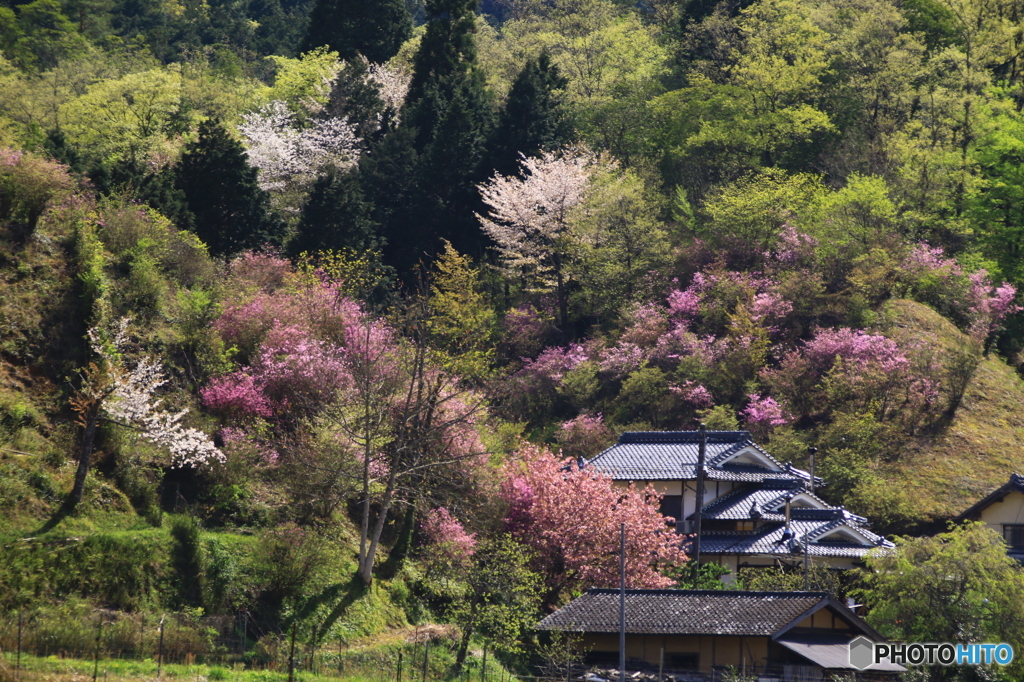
[4,0,1024,675]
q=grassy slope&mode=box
[883,299,1024,523]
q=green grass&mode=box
[0,641,513,682]
[882,300,1024,523]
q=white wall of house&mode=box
[612,479,739,532]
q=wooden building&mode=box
[537,589,904,681]
[956,473,1024,561]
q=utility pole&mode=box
[692,424,707,570]
[804,447,817,591]
[619,523,626,682]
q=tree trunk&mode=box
[454,623,473,673]
[67,404,100,513]
[357,456,399,585]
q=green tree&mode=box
[495,0,668,161]
[290,166,379,257]
[487,53,574,178]
[857,523,1024,680]
[0,0,88,70]
[175,119,285,257]
[58,66,183,165]
[569,165,670,325]
[367,0,494,274]
[654,0,835,192]
[449,535,542,673]
[968,104,1024,285]
[301,0,411,63]
[427,240,497,380]
[699,168,825,249]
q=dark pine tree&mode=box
[364,0,493,278]
[289,166,379,257]
[301,0,411,63]
[175,119,285,258]
[487,53,575,178]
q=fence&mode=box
[0,610,520,682]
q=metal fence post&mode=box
[157,616,165,678]
[16,611,23,680]
[93,613,103,682]
[288,622,297,682]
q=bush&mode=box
[0,148,76,237]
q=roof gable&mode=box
[711,445,784,471]
[587,431,793,482]
[956,473,1024,521]
[700,514,893,558]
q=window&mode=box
[660,495,682,521]
[667,653,699,670]
[1003,525,1024,549]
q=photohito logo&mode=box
[848,637,1015,670]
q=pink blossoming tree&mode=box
[501,444,686,607]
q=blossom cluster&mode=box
[421,507,476,569]
[90,321,224,468]
[500,445,686,591]
[238,100,360,191]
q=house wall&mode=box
[978,491,1024,529]
[704,553,859,581]
[580,633,770,674]
[794,607,856,631]
[611,480,739,532]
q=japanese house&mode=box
[537,588,904,680]
[956,472,1024,562]
[585,431,893,579]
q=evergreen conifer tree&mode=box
[324,56,390,144]
[175,119,285,258]
[487,53,574,178]
[301,0,411,64]
[365,0,493,276]
[290,167,379,257]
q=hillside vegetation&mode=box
[5,0,1024,675]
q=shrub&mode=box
[0,148,76,236]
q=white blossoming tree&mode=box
[366,59,412,122]
[66,319,223,512]
[238,100,361,192]
[476,146,597,332]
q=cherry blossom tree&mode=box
[203,260,488,585]
[238,100,360,192]
[477,146,597,332]
[67,319,223,512]
[500,444,686,607]
[365,59,411,121]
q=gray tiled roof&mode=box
[697,480,825,521]
[587,431,802,482]
[700,515,892,559]
[537,589,829,636]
